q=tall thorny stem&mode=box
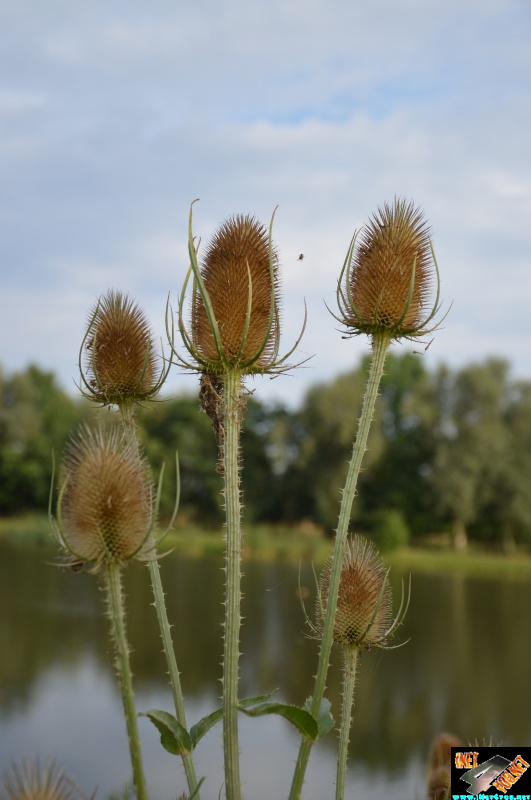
[104,562,148,800]
[74,281,201,799]
[291,198,441,797]
[119,404,201,800]
[51,421,153,797]
[220,370,245,800]
[289,331,390,799]
[171,203,305,800]
[336,646,359,800]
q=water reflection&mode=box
[1,541,530,799]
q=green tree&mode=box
[0,365,83,513]
[358,351,438,536]
[136,393,222,524]
[137,393,287,526]
[282,364,384,531]
[478,378,531,551]
[429,359,510,548]
[240,399,289,524]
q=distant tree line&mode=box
[2,354,531,550]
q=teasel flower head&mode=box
[334,198,446,342]
[167,201,307,377]
[79,289,169,407]
[315,535,409,650]
[426,767,451,800]
[51,425,154,574]
[429,732,462,772]
[1,757,95,800]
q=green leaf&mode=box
[142,709,192,755]
[189,707,224,750]
[304,696,335,736]
[188,777,205,799]
[189,690,279,749]
[239,689,279,708]
[238,702,318,740]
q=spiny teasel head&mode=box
[170,202,306,377]
[336,198,443,341]
[80,290,168,406]
[316,536,395,649]
[427,766,451,800]
[1,757,93,800]
[191,213,280,370]
[53,425,154,573]
[429,732,462,772]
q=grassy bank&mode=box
[0,513,53,546]
[2,513,531,579]
[385,545,531,580]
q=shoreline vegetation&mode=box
[3,354,531,557]
[2,512,531,580]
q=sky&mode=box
[1,0,530,408]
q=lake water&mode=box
[1,540,530,799]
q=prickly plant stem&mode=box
[119,400,137,439]
[104,562,148,800]
[336,646,359,800]
[221,369,244,800]
[288,332,390,800]
[148,554,201,795]
[119,403,201,799]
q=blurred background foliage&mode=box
[2,353,531,551]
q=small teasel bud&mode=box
[316,535,393,649]
[191,214,280,372]
[81,289,165,405]
[338,198,441,340]
[55,425,153,572]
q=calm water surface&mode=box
[1,540,530,799]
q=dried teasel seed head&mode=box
[191,214,280,372]
[1,757,91,800]
[427,766,451,800]
[338,198,440,340]
[82,290,164,405]
[317,535,393,649]
[56,425,153,572]
[428,732,462,771]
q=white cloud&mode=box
[0,0,530,406]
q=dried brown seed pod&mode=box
[427,765,451,800]
[317,535,393,649]
[56,425,153,572]
[429,732,462,771]
[338,198,441,340]
[81,290,165,405]
[191,214,280,371]
[1,757,93,800]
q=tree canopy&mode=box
[2,355,531,550]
